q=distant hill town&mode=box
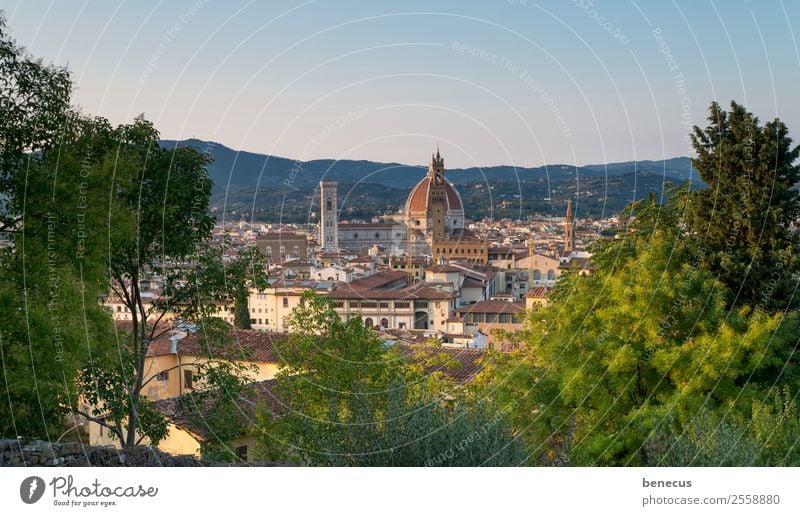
[161,139,701,222]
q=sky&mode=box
[2,0,799,169]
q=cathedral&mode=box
[319,149,487,263]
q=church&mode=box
[319,149,487,263]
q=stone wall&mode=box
[0,439,286,467]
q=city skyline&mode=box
[3,0,799,168]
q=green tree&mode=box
[0,113,121,438]
[69,117,256,449]
[685,101,800,309]
[478,196,800,465]
[0,12,72,221]
[253,291,525,466]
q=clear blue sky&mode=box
[3,0,799,168]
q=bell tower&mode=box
[320,180,338,251]
[429,146,447,243]
[564,198,575,253]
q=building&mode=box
[449,299,526,349]
[405,148,465,253]
[319,180,338,251]
[319,149,487,262]
[256,231,308,263]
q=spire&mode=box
[429,145,444,179]
[564,199,575,253]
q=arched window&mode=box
[547,270,556,280]
[364,317,374,328]
[380,318,389,328]
[353,233,358,239]
[326,198,332,210]
[375,232,380,238]
[533,269,541,280]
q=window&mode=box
[326,198,332,211]
[265,246,272,258]
[380,318,389,328]
[533,269,541,280]
[156,371,169,382]
[283,297,289,308]
[116,306,121,312]
[292,245,300,256]
[547,270,556,280]
[236,445,248,462]
[399,322,406,329]
[353,233,358,239]
[250,318,256,324]
[258,318,262,325]
[279,246,286,258]
[364,317,374,327]
[374,233,380,239]
[183,370,193,389]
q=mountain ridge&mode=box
[160,139,700,221]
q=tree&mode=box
[0,110,122,439]
[68,116,256,449]
[0,12,72,233]
[478,196,800,465]
[252,291,525,466]
[684,101,800,309]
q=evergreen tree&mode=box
[685,101,800,309]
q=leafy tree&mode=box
[173,358,258,461]
[684,101,800,309]
[253,291,525,466]
[0,12,72,222]
[478,196,800,465]
[68,117,255,449]
[0,112,119,438]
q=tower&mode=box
[320,180,338,251]
[564,199,575,253]
[428,147,447,243]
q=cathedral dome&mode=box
[405,176,463,215]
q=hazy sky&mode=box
[3,0,799,168]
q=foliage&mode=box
[0,12,71,193]
[0,18,115,438]
[477,191,800,465]
[175,358,258,462]
[252,291,525,466]
[684,101,800,309]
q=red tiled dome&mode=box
[405,176,463,214]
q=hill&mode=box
[161,139,699,221]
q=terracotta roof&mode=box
[425,264,462,273]
[154,379,284,441]
[147,329,289,363]
[524,286,552,298]
[457,299,526,315]
[347,270,407,290]
[405,176,463,214]
[397,344,485,383]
